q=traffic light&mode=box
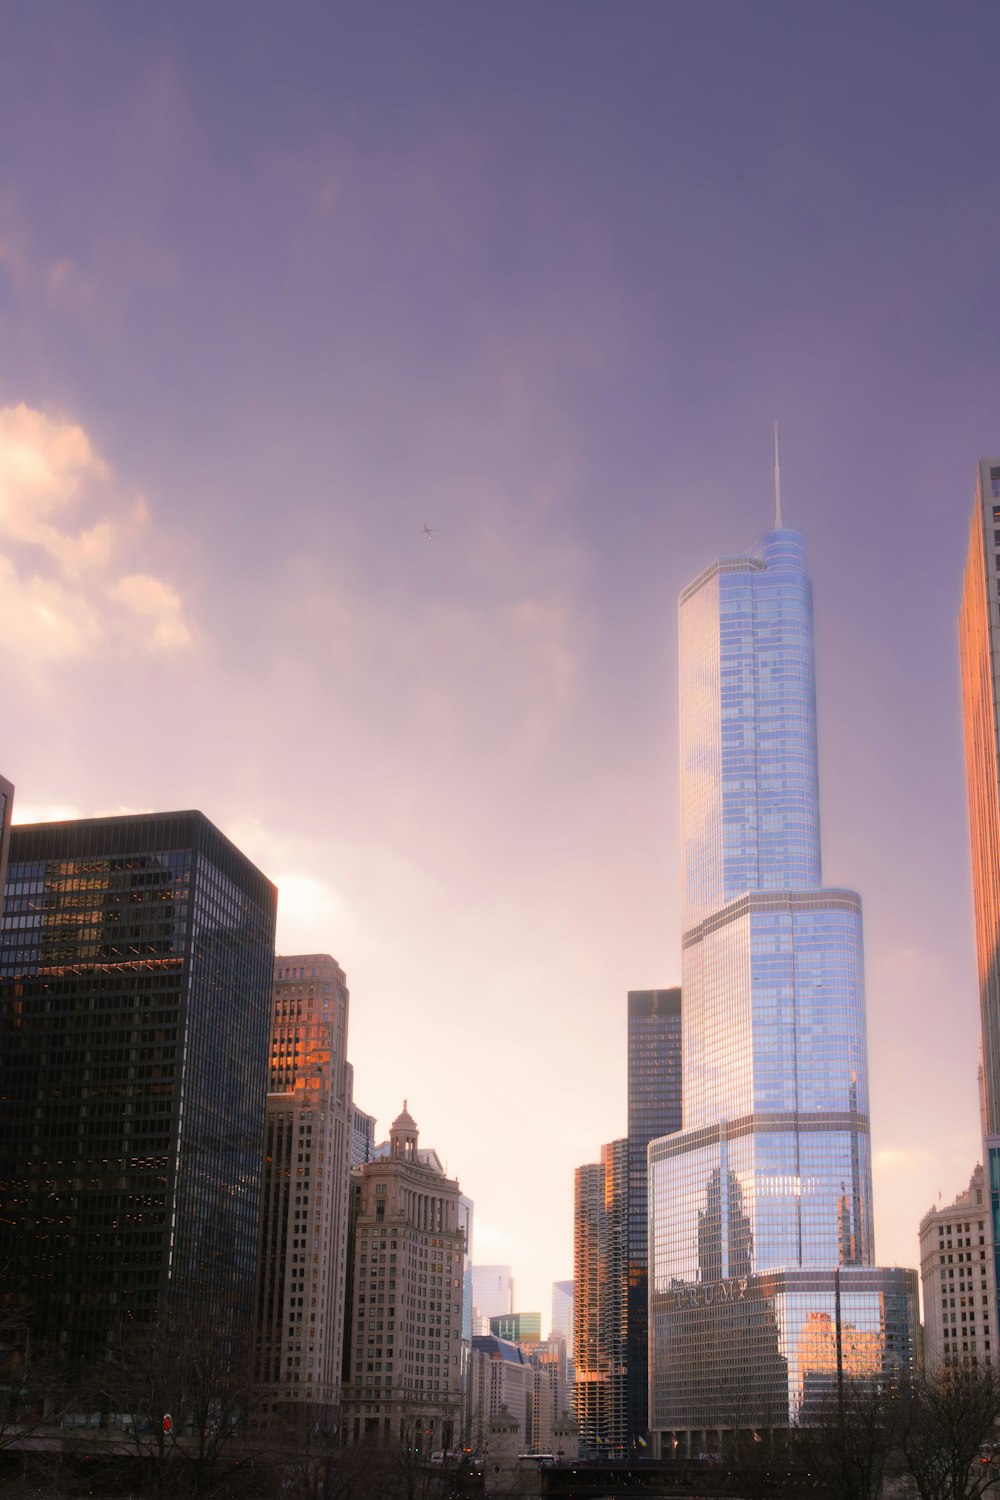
[163,1413,172,1436]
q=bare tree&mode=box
[89,1307,260,1498]
[898,1363,1000,1500]
[798,1377,902,1500]
[0,1300,72,1438]
[262,1403,372,1500]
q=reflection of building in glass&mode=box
[697,1166,752,1284]
[341,1104,465,1446]
[0,775,13,899]
[795,1303,882,1409]
[919,1164,991,1368]
[650,515,917,1450]
[573,1140,628,1453]
[958,458,1000,1356]
[472,1264,514,1336]
[0,812,277,1360]
[627,987,681,1445]
[255,954,354,1410]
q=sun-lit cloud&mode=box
[10,801,83,826]
[110,574,191,650]
[10,801,154,826]
[0,555,103,659]
[0,403,191,664]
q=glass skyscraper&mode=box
[0,811,276,1361]
[649,521,917,1449]
[959,456,1000,1354]
[626,988,681,1445]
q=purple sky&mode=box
[2,1,999,1317]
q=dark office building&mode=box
[0,775,13,899]
[0,811,277,1360]
[626,988,681,1445]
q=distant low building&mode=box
[467,1335,532,1454]
[919,1164,993,1368]
[490,1311,541,1343]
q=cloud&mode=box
[0,403,192,664]
[0,555,103,659]
[10,801,83,826]
[874,1146,936,1173]
[0,197,95,314]
[110,574,191,650]
[220,817,357,955]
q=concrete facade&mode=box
[919,1164,993,1368]
[254,954,354,1410]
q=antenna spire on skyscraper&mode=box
[774,420,783,529]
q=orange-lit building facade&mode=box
[958,457,1000,1352]
[572,1139,628,1454]
[254,954,354,1410]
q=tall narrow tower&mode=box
[649,511,917,1450]
[254,954,354,1411]
[626,988,681,1446]
[0,775,12,899]
[958,456,1000,1351]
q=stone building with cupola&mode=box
[341,1102,467,1447]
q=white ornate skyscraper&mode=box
[649,510,917,1452]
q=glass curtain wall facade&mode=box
[490,1311,542,1343]
[626,987,681,1445]
[0,812,277,1360]
[551,1278,575,1391]
[649,526,917,1448]
[959,457,1000,1352]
